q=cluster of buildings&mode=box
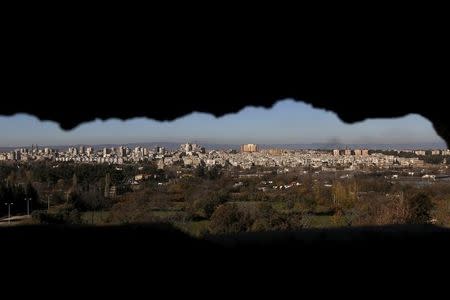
[226,149,426,170]
[180,143,205,153]
[333,149,369,156]
[391,149,450,156]
[1,143,449,171]
[0,144,167,164]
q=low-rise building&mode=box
[431,150,441,155]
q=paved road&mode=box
[0,215,31,226]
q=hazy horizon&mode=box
[0,99,446,148]
[0,142,447,151]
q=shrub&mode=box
[405,193,434,224]
[358,192,435,225]
[285,199,295,210]
[209,204,253,234]
[192,191,230,219]
[31,208,82,225]
[252,203,306,231]
[68,191,109,212]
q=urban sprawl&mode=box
[1,143,449,171]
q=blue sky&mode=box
[0,99,445,147]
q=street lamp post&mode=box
[24,197,31,216]
[4,203,13,224]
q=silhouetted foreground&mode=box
[207,224,450,247]
[2,224,450,266]
[2,30,450,143]
[2,224,450,296]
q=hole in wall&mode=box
[1,99,449,232]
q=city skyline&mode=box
[0,99,446,147]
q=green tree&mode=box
[209,204,253,234]
[195,165,206,178]
[193,190,230,219]
[206,165,222,180]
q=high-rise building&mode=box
[354,149,362,156]
[134,147,143,157]
[362,149,369,156]
[14,150,21,160]
[333,149,340,156]
[181,143,192,152]
[117,146,126,157]
[103,148,111,157]
[180,143,205,153]
[240,144,258,153]
[68,147,77,155]
[86,147,93,156]
[344,149,351,156]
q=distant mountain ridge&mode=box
[0,141,447,152]
[257,142,448,151]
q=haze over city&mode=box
[0,99,445,147]
[1,100,450,233]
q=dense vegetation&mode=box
[1,162,449,235]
